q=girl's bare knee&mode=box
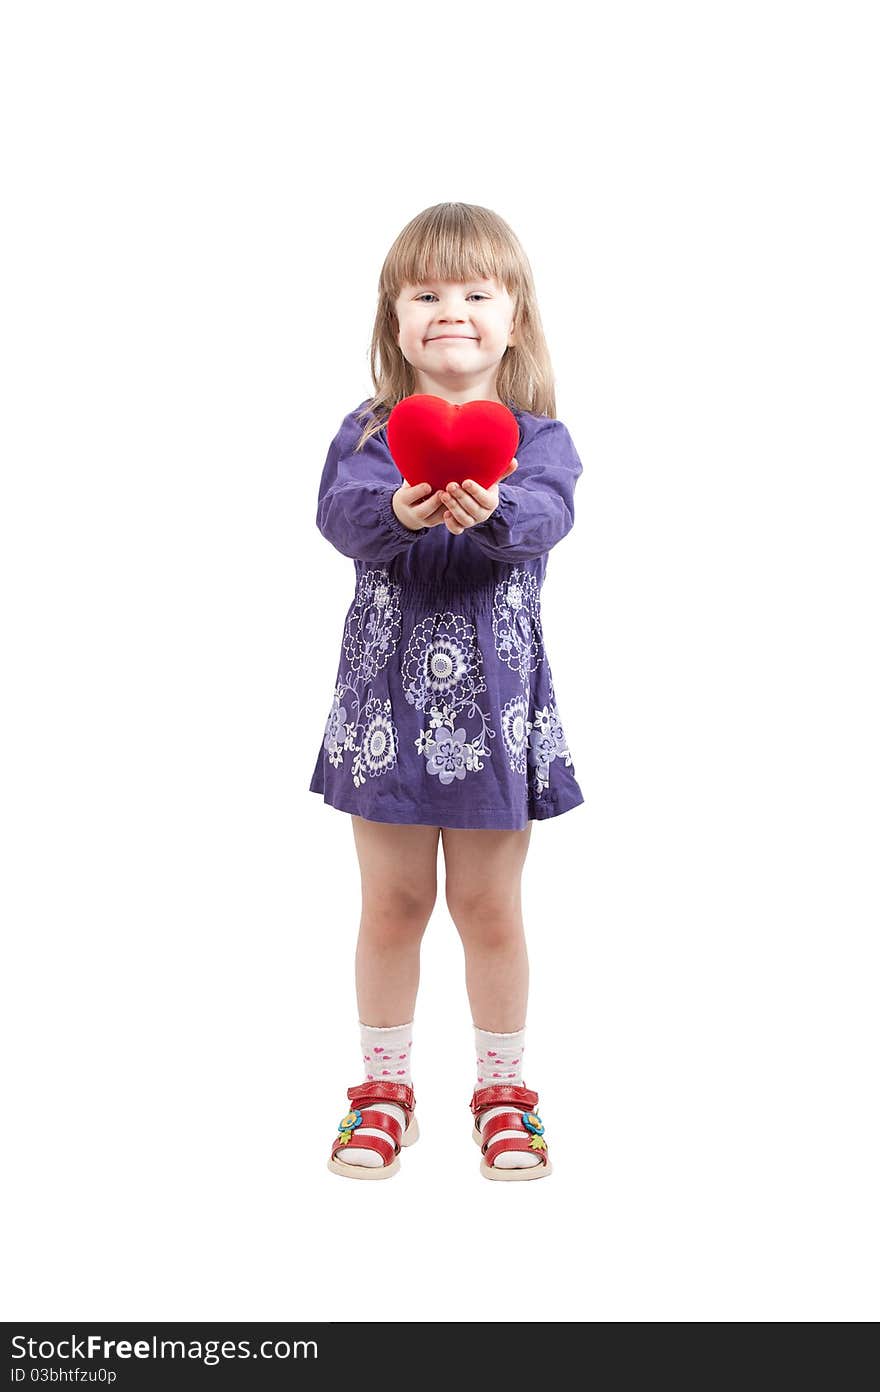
[360,884,436,943]
[448,904,523,952]
[446,886,520,934]
[352,818,440,933]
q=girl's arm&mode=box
[315,417,429,563]
[463,419,583,564]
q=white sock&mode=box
[474,1026,539,1170]
[337,1021,414,1170]
[475,1025,525,1086]
[363,1021,413,1086]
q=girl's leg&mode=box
[332,817,441,1174]
[442,824,546,1175]
[351,814,441,1024]
[440,823,532,1030]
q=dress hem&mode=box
[307,781,584,831]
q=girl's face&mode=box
[394,276,517,404]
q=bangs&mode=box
[383,204,520,298]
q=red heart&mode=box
[386,394,519,494]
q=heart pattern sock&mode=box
[475,1025,525,1086]
[361,1021,413,1086]
[474,1025,539,1170]
[336,1021,414,1170]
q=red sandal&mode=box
[470,1083,552,1181]
[328,1080,419,1180]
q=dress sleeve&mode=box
[315,414,430,563]
[463,418,583,564]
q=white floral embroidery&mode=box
[493,570,576,802]
[527,673,576,797]
[492,568,543,679]
[500,693,529,774]
[320,567,403,788]
[343,569,401,681]
[317,564,577,809]
[403,613,495,786]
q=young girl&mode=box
[309,202,585,1181]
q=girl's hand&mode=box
[392,480,451,530]
[438,459,518,534]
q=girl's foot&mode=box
[328,1080,418,1180]
[470,1083,552,1181]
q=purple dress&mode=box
[308,399,586,830]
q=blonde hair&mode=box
[353,202,557,453]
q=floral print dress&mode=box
[308,399,586,830]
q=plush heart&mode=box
[386,394,519,494]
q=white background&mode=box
[2,0,877,1322]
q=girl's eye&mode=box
[416,292,487,303]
